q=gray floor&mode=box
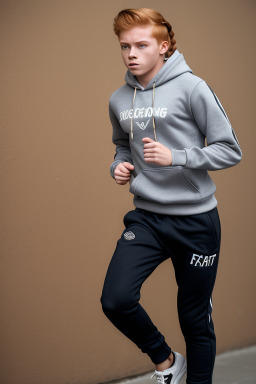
[104,345,256,384]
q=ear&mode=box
[159,40,169,55]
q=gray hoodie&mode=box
[109,49,242,215]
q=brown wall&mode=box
[0,1,255,383]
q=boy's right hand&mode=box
[114,162,135,185]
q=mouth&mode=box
[129,63,139,67]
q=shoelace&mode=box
[150,372,169,384]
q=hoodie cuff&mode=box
[110,160,123,179]
[171,149,187,166]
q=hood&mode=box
[124,50,193,140]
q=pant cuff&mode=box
[147,342,172,364]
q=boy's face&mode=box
[119,25,168,87]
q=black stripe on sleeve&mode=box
[206,83,241,148]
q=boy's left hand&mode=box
[142,137,172,166]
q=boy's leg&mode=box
[100,209,172,364]
[165,207,221,384]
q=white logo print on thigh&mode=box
[124,231,135,240]
[190,253,216,267]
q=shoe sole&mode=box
[173,358,187,384]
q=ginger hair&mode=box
[113,8,177,58]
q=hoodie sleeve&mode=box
[171,80,242,170]
[109,100,133,179]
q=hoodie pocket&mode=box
[129,166,201,204]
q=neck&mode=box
[135,59,166,88]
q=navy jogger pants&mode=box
[100,206,221,384]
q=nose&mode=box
[128,46,137,59]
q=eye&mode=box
[121,45,128,50]
[139,44,146,48]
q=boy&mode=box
[100,8,242,384]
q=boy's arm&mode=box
[109,101,133,179]
[171,80,242,170]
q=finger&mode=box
[115,169,131,178]
[143,144,156,150]
[115,168,131,177]
[144,155,156,160]
[122,162,134,170]
[143,147,155,153]
[142,137,154,143]
[118,164,132,174]
[142,137,155,143]
[115,175,131,181]
[144,153,155,159]
[116,171,130,178]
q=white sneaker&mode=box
[150,351,187,384]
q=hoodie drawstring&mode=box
[130,82,157,142]
[131,86,137,140]
[152,82,157,141]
